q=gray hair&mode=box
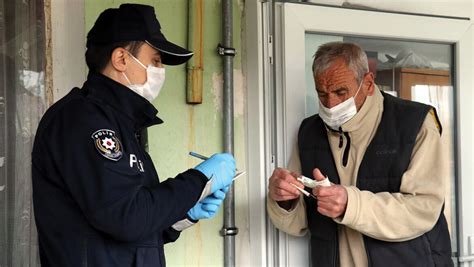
[312,42,369,84]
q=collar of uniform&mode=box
[84,72,163,129]
[340,85,384,133]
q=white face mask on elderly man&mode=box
[318,79,363,130]
[122,53,165,102]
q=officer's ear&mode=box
[110,47,128,72]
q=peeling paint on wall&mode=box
[44,0,53,106]
[237,0,244,12]
[211,69,246,117]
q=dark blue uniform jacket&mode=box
[32,72,208,267]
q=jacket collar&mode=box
[340,86,383,133]
[83,71,163,130]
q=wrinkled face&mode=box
[314,57,374,111]
[125,43,164,84]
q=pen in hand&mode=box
[189,151,209,161]
[189,151,245,180]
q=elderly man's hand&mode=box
[312,168,348,219]
[268,168,304,207]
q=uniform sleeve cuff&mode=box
[334,186,360,226]
[184,169,209,185]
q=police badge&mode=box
[91,129,123,161]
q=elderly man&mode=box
[267,42,452,266]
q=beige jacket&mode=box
[267,89,447,266]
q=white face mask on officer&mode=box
[318,79,363,130]
[122,52,165,102]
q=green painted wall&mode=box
[85,1,247,266]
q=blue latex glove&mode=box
[194,153,236,193]
[188,188,227,220]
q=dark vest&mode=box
[298,92,452,267]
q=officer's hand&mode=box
[187,188,227,220]
[268,168,304,202]
[194,153,236,193]
[312,168,347,219]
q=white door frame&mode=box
[246,2,474,266]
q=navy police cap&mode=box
[86,3,193,65]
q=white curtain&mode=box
[0,0,46,266]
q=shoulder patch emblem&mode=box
[91,129,123,161]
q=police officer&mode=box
[32,4,236,266]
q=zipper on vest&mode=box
[342,132,350,167]
[338,128,351,167]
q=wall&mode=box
[51,0,86,101]
[84,1,248,266]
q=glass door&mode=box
[270,2,471,266]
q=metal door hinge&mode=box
[268,35,273,65]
